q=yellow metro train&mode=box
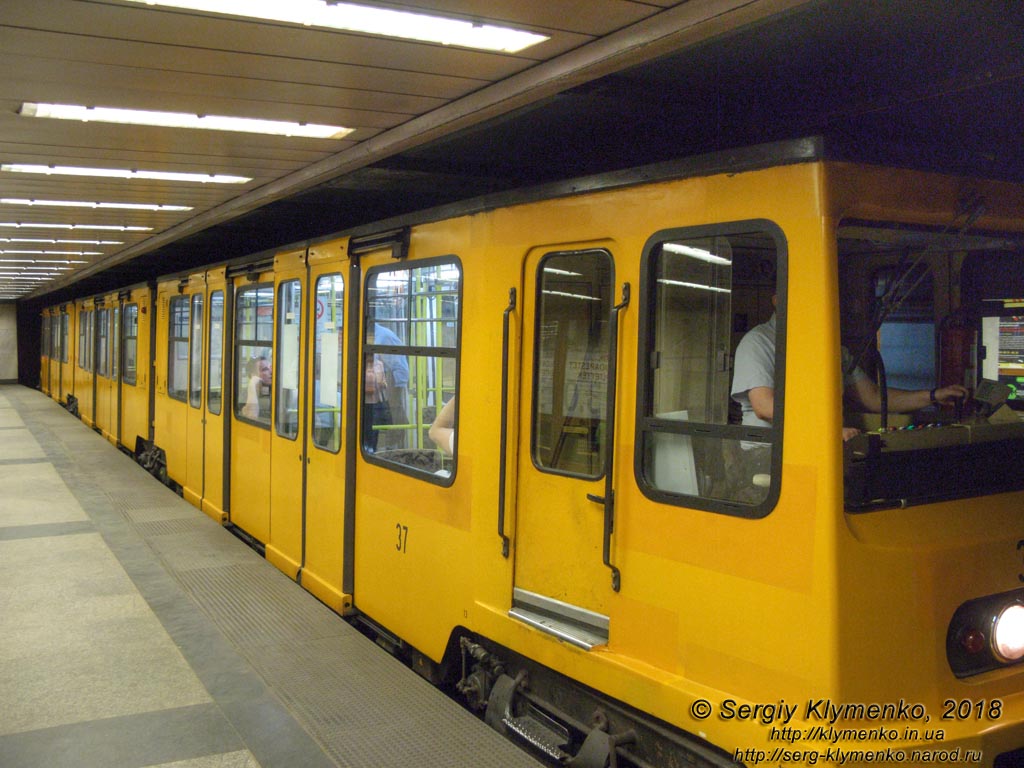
[39,139,1024,767]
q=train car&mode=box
[41,139,1024,767]
[336,141,1024,767]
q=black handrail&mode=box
[587,282,630,592]
[497,288,516,558]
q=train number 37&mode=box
[396,523,409,554]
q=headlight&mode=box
[947,589,1024,678]
[992,603,1024,662]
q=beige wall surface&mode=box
[0,305,17,381]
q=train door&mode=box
[59,306,74,404]
[510,244,621,647]
[94,302,114,442]
[300,242,350,611]
[119,287,151,451]
[153,281,191,488]
[229,267,274,543]
[266,249,307,577]
[76,299,95,426]
[201,270,227,522]
[183,276,207,508]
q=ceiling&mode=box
[4,0,1024,310]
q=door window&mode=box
[276,280,302,439]
[234,283,273,426]
[123,304,138,386]
[533,250,613,478]
[312,274,344,452]
[189,294,204,408]
[168,296,189,401]
[208,291,224,415]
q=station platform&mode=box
[0,385,544,768]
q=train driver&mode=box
[731,298,969,443]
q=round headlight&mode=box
[992,604,1024,662]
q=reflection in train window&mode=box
[189,293,204,408]
[364,258,460,479]
[636,223,785,517]
[168,296,189,402]
[234,283,273,426]
[207,291,224,415]
[312,274,344,452]
[533,249,613,479]
[123,304,138,386]
[276,280,302,439]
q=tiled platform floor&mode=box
[0,385,543,768]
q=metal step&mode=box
[509,588,609,650]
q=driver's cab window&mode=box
[636,223,785,517]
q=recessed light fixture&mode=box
[0,198,192,212]
[120,0,548,52]
[0,238,122,245]
[0,250,103,256]
[0,222,153,232]
[1,163,251,184]
[20,103,353,140]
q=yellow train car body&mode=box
[38,143,1024,766]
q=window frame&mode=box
[275,279,302,440]
[362,255,462,484]
[207,290,224,416]
[167,295,190,402]
[189,293,205,408]
[530,247,615,480]
[233,282,274,428]
[633,220,787,519]
[311,273,344,454]
[122,303,139,386]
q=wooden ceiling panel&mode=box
[0,28,489,102]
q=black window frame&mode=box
[362,255,462,485]
[168,295,190,402]
[634,220,787,519]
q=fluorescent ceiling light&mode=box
[0,250,103,256]
[21,103,353,140]
[658,279,731,294]
[1,198,191,212]
[0,259,88,264]
[0,222,152,232]
[662,242,732,266]
[0,238,122,245]
[542,289,600,302]
[120,0,547,52]
[2,163,250,184]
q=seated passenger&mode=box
[429,396,456,456]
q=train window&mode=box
[208,291,224,415]
[276,280,302,439]
[312,274,344,452]
[97,309,109,378]
[168,296,189,402]
[61,312,69,364]
[234,283,273,427]
[636,223,785,518]
[533,249,613,478]
[111,307,120,381]
[363,258,460,480]
[42,316,50,359]
[123,304,138,386]
[78,310,87,369]
[189,294,204,408]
